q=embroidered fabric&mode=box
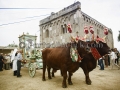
[91,48,101,60]
[70,47,82,62]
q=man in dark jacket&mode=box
[115,48,119,65]
[17,50,23,77]
[99,57,104,70]
[0,53,4,71]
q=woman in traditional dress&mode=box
[12,52,18,76]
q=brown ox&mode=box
[51,41,110,85]
[42,40,88,88]
[79,41,110,85]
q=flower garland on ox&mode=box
[67,24,82,62]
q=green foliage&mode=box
[29,50,42,60]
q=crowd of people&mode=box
[98,48,120,70]
[0,53,11,71]
[0,49,23,78]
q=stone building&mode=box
[39,1,114,48]
[0,46,16,55]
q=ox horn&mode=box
[102,36,106,39]
[102,36,106,43]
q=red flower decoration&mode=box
[104,28,108,35]
[90,30,94,34]
[84,26,89,34]
[89,26,94,34]
[97,35,99,38]
[67,24,72,33]
[76,35,79,41]
[96,38,105,43]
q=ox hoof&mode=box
[86,81,91,85]
[52,74,55,77]
[48,77,52,79]
[68,82,73,85]
[42,79,46,81]
[52,75,55,77]
[62,85,67,88]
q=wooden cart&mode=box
[19,32,43,77]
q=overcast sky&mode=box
[0,0,120,50]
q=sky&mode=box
[0,0,120,50]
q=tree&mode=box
[7,44,18,47]
[118,31,120,42]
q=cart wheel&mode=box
[29,63,36,77]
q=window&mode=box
[61,25,66,34]
[45,29,49,38]
[97,29,99,35]
[64,24,67,33]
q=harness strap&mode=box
[90,48,101,60]
[77,54,82,62]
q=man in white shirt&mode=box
[109,49,120,70]
[17,50,23,77]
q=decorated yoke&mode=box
[67,24,109,62]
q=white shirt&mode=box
[5,56,11,63]
[109,51,117,60]
[17,53,23,61]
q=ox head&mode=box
[94,28,110,56]
[88,40,110,56]
[76,40,89,57]
[70,35,89,55]
[89,27,110,56]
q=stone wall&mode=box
[39,1,114,49]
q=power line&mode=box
[0,14,50,26]
[19,14,50,20]
[0,19,36,26]
[0,8,60,10]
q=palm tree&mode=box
[118,31,120,41]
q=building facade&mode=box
[39,1,114,49]
[0,46,17,55]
